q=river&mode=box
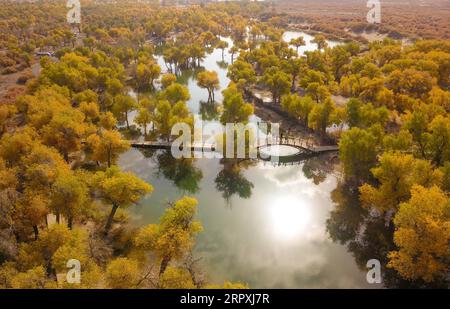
[119,32,379,288]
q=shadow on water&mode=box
[302,154,339,185]
[176,66,204,86]
[138,149,203,194]
[214,159,256,206]
[327,182,449,288]
[216,60,229,70]
[199,100,220,121]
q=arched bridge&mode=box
[256,138,339,155]
[130,138,338,156]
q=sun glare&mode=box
[270,196,312,239]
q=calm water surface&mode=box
[119,32,377,288]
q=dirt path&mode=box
[0,61,41,101]
[253,104,329,147]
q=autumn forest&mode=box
[0,0,448,290]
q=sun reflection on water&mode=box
[269,196,312,239]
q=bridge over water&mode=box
[130,138,338,160]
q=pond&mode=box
[119,32,380,288]
[283,31,341,55]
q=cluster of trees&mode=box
[1,0,448,288]
[0,1,86,106]
[226,29,361,137]
[78,1,450,286]
[0,2,71,74]
[0,1,264,289]
[335,39,449,284]
[229,10,449,284]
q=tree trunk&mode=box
[208,90,212,102]
[33,225,39,240]
[104,204,119,235]
[107,145,112,168]
[159,255,171,277]
[291,75,296,92]
[418,140,426,159]
[56,212,60,224]
[125,111,130,129]
[68,216,73,230]
[63,152,69,163]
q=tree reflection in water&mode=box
[199,100,220,121]
[216,60,229,70]
[215,159,255,205]
[157,151,203,194]
[138,149,203,194]
[326,182,448,288]
[176,67,202,85]
[302,152,339,185]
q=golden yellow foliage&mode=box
[388,185,450,282]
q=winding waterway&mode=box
[119,32,380,288]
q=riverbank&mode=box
[245,87,338,147]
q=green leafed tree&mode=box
[339,127,379,183]
[220,83,253,124]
